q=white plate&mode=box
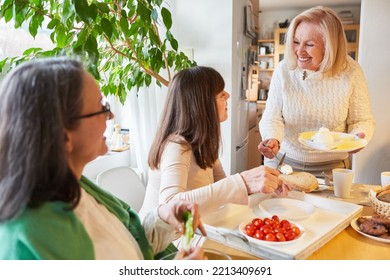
[298,131,367,153]
[350,216,390,244]
[259,198,315,220]
[239,221,305,246]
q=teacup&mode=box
[381,171,390,188]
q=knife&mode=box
[276,152,286,171]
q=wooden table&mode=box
[202,206,390,260]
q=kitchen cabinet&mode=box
[256,39,275,91]
[274,28,287,68]
[344,24,360,60]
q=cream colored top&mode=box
[75,189,175,259]
[139,136,249,220]
[260,57,375,163]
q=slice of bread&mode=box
[279,172,319,193]
[376,184,390,203]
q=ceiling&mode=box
[260,0,361,11]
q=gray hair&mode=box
[0,57,85,221]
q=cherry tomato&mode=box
[272,215,280,222]
[264,218,273,226]
[275,232,286,242]
[281,220,291,230]
[274,227,286,235]
[252,218,263,229]
[272,221,280,229]
[265,233,277,242]
[254,229,264,240]
[292,226,301,236]
[260,225,273,235]
[284,229,296,241]
[245,223,256,237]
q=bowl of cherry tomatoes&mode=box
[239,215,304,245]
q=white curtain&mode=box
[123,82,168,184]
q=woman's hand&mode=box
[158,199,207,237]
[258,138,280,159]
[174,247,205,260]
[240,165,281,194]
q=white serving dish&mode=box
[202,191,363,260]
[298,131,367,153]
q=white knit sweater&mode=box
[259,57,375,163]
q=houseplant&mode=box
[0,0,196,103]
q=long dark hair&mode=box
[148,66,225,169]
[0,58,85,221]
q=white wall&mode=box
[167,0,251,174]
[353,0,390,184]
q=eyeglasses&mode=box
[77,102,112,120]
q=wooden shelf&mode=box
[257,39,274,43]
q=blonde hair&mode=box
[284,6,349,76]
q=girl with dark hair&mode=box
[139,66,285,220]
[0,58,205,260]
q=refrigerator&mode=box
[233,39,258,173]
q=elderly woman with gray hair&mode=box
[0,57,205,260]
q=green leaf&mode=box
[29,13,44,38]
[3,6,13,22]
[62,0,73,23]
[29,19,39,38]
[85,34,98,53]
[2,0,13,8]
[87,3,98,20]
[0,58,9,73]
[145,74,151,86]
[161,7,172,29]
[148,28,159,46]
[22,47,43,55]
[96,2,110,14]
[56,26,67,48]
[74,0,91,23]
[119,16,129,34]
[74,28,88,48]
[137,1,150,21]
[47,18,59,29]
[14,7,28,28]
[101,18,113,38]
[170,38,178,51]
[128,20,139,36]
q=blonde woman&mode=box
[259,6,375,176]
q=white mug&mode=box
[381,171,390,188]
[259,60,268,69]
[332,168,354,198]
